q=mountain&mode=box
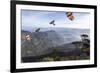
[21,30,64,57]
[22,28,90,44]
[45,30,64,46]
[21,28,90,58]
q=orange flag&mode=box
[66,12,75,21]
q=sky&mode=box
[21,10,90,30]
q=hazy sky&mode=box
[21,10,90,29]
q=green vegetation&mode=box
[40,54,90,62]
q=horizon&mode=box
[21,27,90,33]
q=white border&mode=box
[16,4,94,69]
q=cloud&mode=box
[22,10,90,29]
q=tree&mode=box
[81,34,90,47]
[81,34,89,42]
[81,34,90,56]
